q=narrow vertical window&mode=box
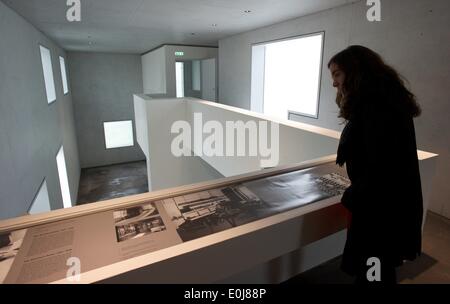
[56,146,72,208]
[175,62,185,98]
[39,45,56,104]
[59,56,69,94]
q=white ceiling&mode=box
[2,0,352,54]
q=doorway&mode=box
[175,59,217,101]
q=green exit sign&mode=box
[175,51,184,56]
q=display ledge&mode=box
[0,151,435,233]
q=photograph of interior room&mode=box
[0,0,448,284]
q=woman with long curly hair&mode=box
[328,45,423,284]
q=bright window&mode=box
[59,56,69,94]
[29,180,51,214]
[251,33,324,119]
[103,120,134,149]
[56,146,72,208]
[175,62,185,98]
[39,45,56,104]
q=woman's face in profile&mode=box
[330,63,345,96]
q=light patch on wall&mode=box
[103,120,134,149]
[56,146,72,208]
[39,45,56,104]
[29,180,51,215]
[59,56,69,94]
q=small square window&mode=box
[103,120,134,149]
[39,45,56,104]
[59,56,69,94]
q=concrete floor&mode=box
[76,161,450,284]
[76,161,148,205]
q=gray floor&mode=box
[284,211,450,284]
[76,161,450,284]
[76,161,148,205]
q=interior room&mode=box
[0,0,448,284]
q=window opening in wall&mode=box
[28,179,51,215]
[56,146,72,208]
[251,32,324,120]
[175,61,185,98]
[103,120,134,149]
[39,45,57,104]
[59,56,69,94]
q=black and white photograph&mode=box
[162,185,271,242]
[242,168,350,214]
[113,203,166,243]
[162,168,351,242]
[0,229,27,283]
[314,173,351,197]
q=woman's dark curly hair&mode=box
[328,45,421,120]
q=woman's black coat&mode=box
[336,99,423,275]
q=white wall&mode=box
[135,96,341,190]
[187,100,340,177]
[141,45,218,98]
[134,95,223,191]
[142,47,166,94]
[164,46,218,98]
[0,1,80,219]
[218,0,450,218]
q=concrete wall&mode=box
[0,1,80,219]
[67,52,145,168]
[218,0,450,218]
